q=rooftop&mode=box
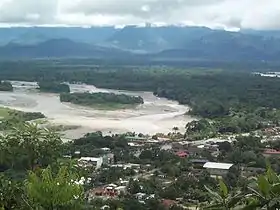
[203,162,233,170]
[263,149,280,154]
[175,151,188,157]
[190,159,209,163]
[79,157,102,162]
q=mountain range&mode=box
[0,26,280,61]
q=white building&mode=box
[203,162,233,177]
[78,157,103,169]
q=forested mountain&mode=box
[1,26,280,61]
[241,28,280,38]
[155,31,280,61]
[0,26,118,45]
[106,25,212,52]
[0,39,131,59]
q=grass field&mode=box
[0,107,12,118]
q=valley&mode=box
[0,81,194,139]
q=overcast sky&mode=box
[0,0,279,29]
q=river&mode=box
[0,81,195,139]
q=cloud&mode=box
[0,0,279,29]
[0,0,57,24]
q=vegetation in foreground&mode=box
[1,124,280,209]
[60,92,144,110]
[0,107,45,131]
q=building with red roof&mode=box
[161,199,176,208]
[175,151,188,158]
[263,149,280,157]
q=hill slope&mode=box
[0,26,280,61]
[0,39,131,59]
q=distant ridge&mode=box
[0,39,131,58]
[0,26,280,61]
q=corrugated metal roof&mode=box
[203,162,233,170]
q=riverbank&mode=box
[0,81,195,139]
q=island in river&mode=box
[0,81,13,92]
[60,92,144,110]
[38,81,70,93]
[0,81,195,139]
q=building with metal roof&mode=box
[203,162,233,170]
[203,162,233,177]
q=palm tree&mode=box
[172,127,179,133]
[204,179,244,210]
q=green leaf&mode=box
[257,175,271,198]
[204,185,223,202]
[219,179,228,198]
[271,183,280,195]
[266,166,280,184]
[203,203,224,210]
[228,193,244,208]
[241,197,261,210]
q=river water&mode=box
[0,81,195,139]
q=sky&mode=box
[0,0,279,30]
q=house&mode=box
[115,186,127,194]
[263,149,280,158]
[101,205,110,210]
[102,153,114,165]
[110,163,140,170]
[104,184,119,197]
[203,162,233,177]
[175,151,188,158]
[161,199,177,209]
[190,159,209,168]
[135,193,146,200]
[125,136,148,143]
[101,147,111,152]
[186,145,204,156]
[78,157,103,169]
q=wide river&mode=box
[0,81,195,139]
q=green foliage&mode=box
[185,119,217,140]
[204,179,244,210]
[95,167,136,184]
[245,167,280,209]
[60,92,144,109]
[0,108,45,131]
[26,166,84,210]
[38,81,70,93]
[0,123,63,171]
[0,80,13,91]
[0,175,23,209]
[67,131,129,157]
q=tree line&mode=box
[60,92,144,108]
[0,81,13,91]
[38,81,70,93]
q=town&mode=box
[66,125,280,209]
